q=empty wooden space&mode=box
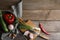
[23,10,60,20]
[23,0,60,10]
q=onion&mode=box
[8,24,14,30]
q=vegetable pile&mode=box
[0,11,49,40]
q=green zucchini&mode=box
[0,11,8,32]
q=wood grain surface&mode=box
[23,0,60,10]
[23,0,60,40]
[23,10,49,20]
[23,10,60,20]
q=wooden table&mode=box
[23,0,60,40]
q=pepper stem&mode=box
[9,16,12,19]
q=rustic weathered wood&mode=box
[23,10,49,20]
[47,10,60,20]
[49,33,60,40]
[23,10,60,20]
[23,0,60,10]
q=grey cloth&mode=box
[12,1,22,18]
[1,32,27,40]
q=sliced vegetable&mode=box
[39,23,49,35]
[0,11,8,32]
[3,13,15,24]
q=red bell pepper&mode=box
[3,13,15,24]
[39,23,50,35]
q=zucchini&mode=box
[0,11,8,32]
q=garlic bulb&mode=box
[29,33,34,39]
[24,31,30,36]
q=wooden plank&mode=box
[23,0,60,10]
[23,10,60,20]
[47,10,60,20]
[49,33,60,40]
[23,10,49,20]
